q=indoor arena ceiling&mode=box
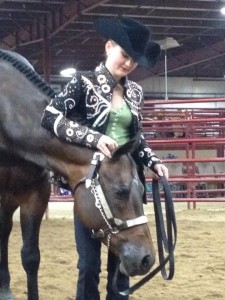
[0,0,225,82]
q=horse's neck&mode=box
[45,139,94,187]
[0,57,94,187]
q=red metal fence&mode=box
[143,97,225,208]
[50,97,225,209]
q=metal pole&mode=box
[165,50,168,100]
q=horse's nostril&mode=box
[142,255,154,271]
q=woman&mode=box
[41,16,169,300]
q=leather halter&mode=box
[73,152,148,247]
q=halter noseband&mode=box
[74,152,148,248]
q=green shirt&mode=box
[105,101,132,146]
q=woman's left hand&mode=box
[153,163,169,180]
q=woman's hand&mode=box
[153,163,169,180]
[97,135,118,158]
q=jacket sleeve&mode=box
[136,85,162,171]
[41,74,102,148]
[137,130,162,171]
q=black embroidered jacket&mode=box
[41,63,161,171]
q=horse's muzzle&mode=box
[119,243,155,276]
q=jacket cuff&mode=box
[149,158,162,172]
[85,130,102,148]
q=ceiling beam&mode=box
[0,0,108,49]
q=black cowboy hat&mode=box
[94,16,161,68]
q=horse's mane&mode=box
[0,49,56,98]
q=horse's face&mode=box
[99,154,155,276]
[74,145,155,277]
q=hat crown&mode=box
[118,17,150,55]
[94,16,160,68]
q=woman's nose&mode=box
[125,59,134,67]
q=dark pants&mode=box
[74,217,129,300]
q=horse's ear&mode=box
[111,133,140,160]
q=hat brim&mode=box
[94,18,160,68]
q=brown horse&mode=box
[0,49,155,300]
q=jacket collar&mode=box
[93,63,137,105]
[94,63,117,95]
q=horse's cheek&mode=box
[73,187,103,229]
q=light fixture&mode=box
[221,7,225,15]
[156,37,180,100]
[60,67,76,77]
[157,37,180,51]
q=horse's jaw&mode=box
[118,242,155,277]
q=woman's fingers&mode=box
[99,144,111,157]
[97,135,118,157]
[154,164,169,180]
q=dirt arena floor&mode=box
[8,202,225,300]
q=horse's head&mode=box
[73,139,155,277]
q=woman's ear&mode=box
[105,40,113,56]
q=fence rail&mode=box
[49,97,225,209]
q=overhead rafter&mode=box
[0,0,224,79]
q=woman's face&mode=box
[105,40,138,81]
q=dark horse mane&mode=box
[0,49,56,99]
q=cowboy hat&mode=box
[94,16,160,68]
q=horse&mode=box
[0,49,156,300]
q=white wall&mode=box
[138,76,225,101]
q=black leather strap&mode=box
[112,175,177,296]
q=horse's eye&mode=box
[115,186,130,199]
